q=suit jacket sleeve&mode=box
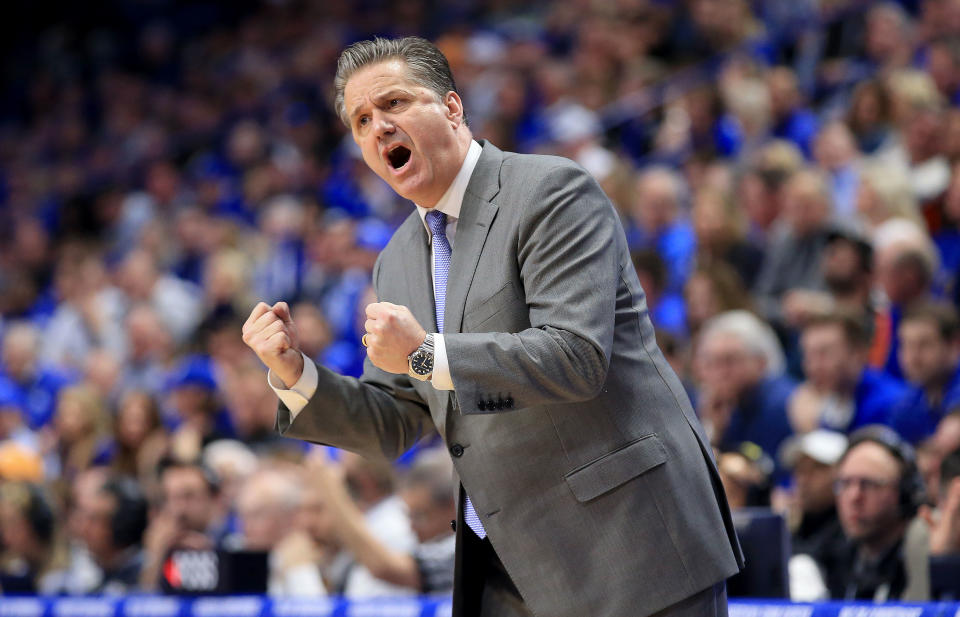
[444,162,620,413]
[275,256,435,461]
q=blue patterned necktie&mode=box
[425,209,486,539]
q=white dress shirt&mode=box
[269,140,483,417]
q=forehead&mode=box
[802,322,844,345]
[900,318,940,338]
[344,60,417,108]
[840,442,900,477]
[163,467,207,489]
[794,455,832,472]
[703,331,745,351]
[88,491,116,514]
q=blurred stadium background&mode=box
[1,0,960,613]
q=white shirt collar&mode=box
[416,139,483,242]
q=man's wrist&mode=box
[274,353,305,389]
[407,334,435,381]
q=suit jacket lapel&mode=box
[445,141,502,334]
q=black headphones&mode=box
[25,484,55,544]
[844,425,927,518]
[102,476,148,549]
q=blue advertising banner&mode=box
[0,597,956,617]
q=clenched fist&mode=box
[242,301,304,387]
[363,302,427,374]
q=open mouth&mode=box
[386,145,411,170]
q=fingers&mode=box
[365,301,402,319]
[243,302,272,337]
[943,477,960,514]
[359,303,425,374]
[259,317,286,339]
[361,306,409,349]
[919,504,936,528]
[265,329,292,353]
[242,301,292,355]
[272,301,293,324]
[366,302,384,319]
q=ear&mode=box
[443,91,464,127]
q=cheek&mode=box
[361,147,382,173]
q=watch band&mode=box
[407,334,435,381]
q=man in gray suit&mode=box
[243,36,743,617]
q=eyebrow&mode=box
[349,100,364,123]
[349,88,412,122]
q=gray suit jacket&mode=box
[277,141,744,617]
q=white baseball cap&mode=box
[779,430,849,468]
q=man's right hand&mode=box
[242,301,304,387]
[922,477,960,555]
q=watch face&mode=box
[410,350,433,375]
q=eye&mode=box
[357,116,369,127]
[389,98,400,107]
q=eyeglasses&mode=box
[833,475,896,495]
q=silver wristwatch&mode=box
[407,334,435,381]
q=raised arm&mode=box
[243,300,434,462]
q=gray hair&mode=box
[699,310,786,377]
[636,165,690,211]
[238,468,301,513]
[873,217,940,277]
[334,36,461,127]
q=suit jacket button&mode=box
[487,399,496,409]
[450,444,464,457]
[477,400,486,411]
[450,520,457,532]
[505,396,514,409]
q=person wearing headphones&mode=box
[819,425,928,601]
[140,458,226,592]
[76,474,149,594]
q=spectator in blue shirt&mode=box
[790,311,917,435]
[624,166,696,295]
[892,303,960,443]
[632,250,687,340]
[870,218,940,380]
[694,310,796,473]
[0,322,75,429]
[813,121,861,224]
[935,163,960,305]
[768,66,821,159]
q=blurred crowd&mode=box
[2,0,960,603]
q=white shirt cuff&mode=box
[431,334,454,391]
[268,352,318,419]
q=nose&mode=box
[372,108,395,137]
[844,481,867,502]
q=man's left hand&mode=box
[363,302,426,374]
